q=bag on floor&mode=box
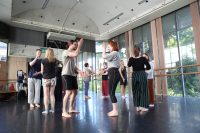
[17,90,27,100]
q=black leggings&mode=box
[108,68,120,103]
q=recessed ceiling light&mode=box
[72,22,75,25]
[138,0,149,5]
[131,9,134,11]
[57,19,60,22]
[40,15,43,18]
[22,0,26,3]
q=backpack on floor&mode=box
[17,90,27,100]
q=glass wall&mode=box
[133,23,153,59]
[77,52,96,92]
[162,6,200,97]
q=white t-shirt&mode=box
[147,61,154,79]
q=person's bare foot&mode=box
[62,112,71,118]
[35,104,40,108]
[30,104,34,108]
[69,109,80,113]
[107,111,118,117]
[136,107,141,112]
[85,96,91,99]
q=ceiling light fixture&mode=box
[138,0,149,5]
[103,12,124,26]
[42,0,50,9]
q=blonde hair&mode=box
[45,48,55,62]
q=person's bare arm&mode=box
[102,42,106,59]
[41,63,44,75]
[119,67,124,81]
[68,38,84,57]
[29,57,38,67]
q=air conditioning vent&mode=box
[47,32,76,42]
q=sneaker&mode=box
[141,107,149,112]
[149,104,154,107]
[49,109,55,113]
[42,110,48,114]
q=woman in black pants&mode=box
[128,46,151,112]
[102,40,120,117]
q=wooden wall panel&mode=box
[7,56,27,81]
[150,18,168,96]
[0,61,7,81]
[155,18,168,95]
[190,2,200,81]
[150,20,162,95]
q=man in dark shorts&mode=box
[61,38,84,118]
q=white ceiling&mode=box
[0,0,196,40]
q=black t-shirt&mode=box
[42,58,56,79]
[28,58,42,79]
[127,57,151,71]
[102,75,108,80]
[120,67,127,80]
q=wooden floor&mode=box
[0,91,200,133]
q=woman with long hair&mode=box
[128,46,151,112]
[102,40,120,117]
[119,60,127,99]
[41,48,57,114]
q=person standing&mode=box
[55,61,63,102]
[41,48,57,114]
[100,62,109,98]
[28,49,42,108]
[127,46,151,112]
[16,70,24,92]
[23,73,28,95]
[102,41,120,117]
[83,63,94,100]
[119,60,127,99]
[143,53,155,107]
[62,38,84,118]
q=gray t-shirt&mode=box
[84,67,93,81]
[105,51,120,69]
[61,50,76,76]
